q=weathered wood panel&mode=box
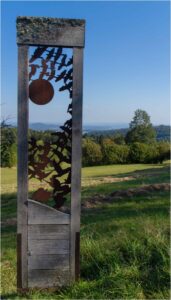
[17,16,85,288]
[28,269,70,288]
[17,45,29,289]
[70,47,84,281]
[28,239,69,255]
[27,201,70,287]
[28,254,69,270]
[28,200,70,224]
[17,234,22,288]
[17,17,85,47]
[28,224,69,240]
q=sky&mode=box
[1,0,170,126]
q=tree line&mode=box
[83,110,170,166]
[1,110,170,168]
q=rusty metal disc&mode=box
[29,79,54,105]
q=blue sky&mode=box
[1,1,170,126]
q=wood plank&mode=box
[70,47,84,280]
[28,224,69,240]
[28,269,70,288]
[17,44,29,289]
[28,254,69,270]
[28,200,70,224]
[75,232,80,280]
[28,239,69,255]
[17,234,22,288]
[17,17,85,47]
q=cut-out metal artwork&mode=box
[28,46,73,209]
[29,79,54,105]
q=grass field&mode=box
[1,162,170,299]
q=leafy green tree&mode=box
[101,139,129,164]
[113,132,125,145]
[1,126,17,167]
[125,109,156,144]
[82,138,103,166]
[157,141,170,163]
[129,142,149,163]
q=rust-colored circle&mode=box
[29,79,54,105]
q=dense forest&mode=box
[1,110,170,167]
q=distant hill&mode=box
[11,122,170,141]
[154,125,170,141]
[28,122,129,132]
[29,123,61,131]
[86,125,170,141]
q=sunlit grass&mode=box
[1,162,170,299]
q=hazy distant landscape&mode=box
[11,122,170,141]
[12,122,129,131]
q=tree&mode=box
[101,138,129,164]
[157,141,170,163]
[113,132,125,145]
[0,126,17,167]
[125,109,156,144]
[82,138,103,166]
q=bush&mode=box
[129,142,149,163]
[129,142,170,164]
[0,127,17,167]
[82,138,103,166]
[102,140,129,164]
[144,143,159,163]
[156,142,170,163]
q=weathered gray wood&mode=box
[28,254,69,270]
[17,44,29,289]
[17,17,85,288]
[17,17,85,47]
[28,269,70,288]
[28,224,69,240]
[28,239,69,255]
[28,200,70,224]
[70,47,84,281]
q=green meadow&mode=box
[1,162,170,299]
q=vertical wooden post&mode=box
[17,45,29,289]
[71,47,84,281]
[17,17,85,288]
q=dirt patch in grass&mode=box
[82,176,136,187]
[82,183,170,208]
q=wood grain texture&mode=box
[28,224,69,240]
[28,200,70,225]
[28,239,69,255]
[75,232,80,280]
[17,234,22,288]
[17,45,29,288]
[28,254,69,270]
[17,17,85,47]
[28,269,70,288]
[70,47,84,281]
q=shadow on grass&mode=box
[83,204,169,224]
[109,165,170,185]
[81,165,170,199]
[86,164,170,181]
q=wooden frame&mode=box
[17,16,85,289]
[17,45,29,288]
